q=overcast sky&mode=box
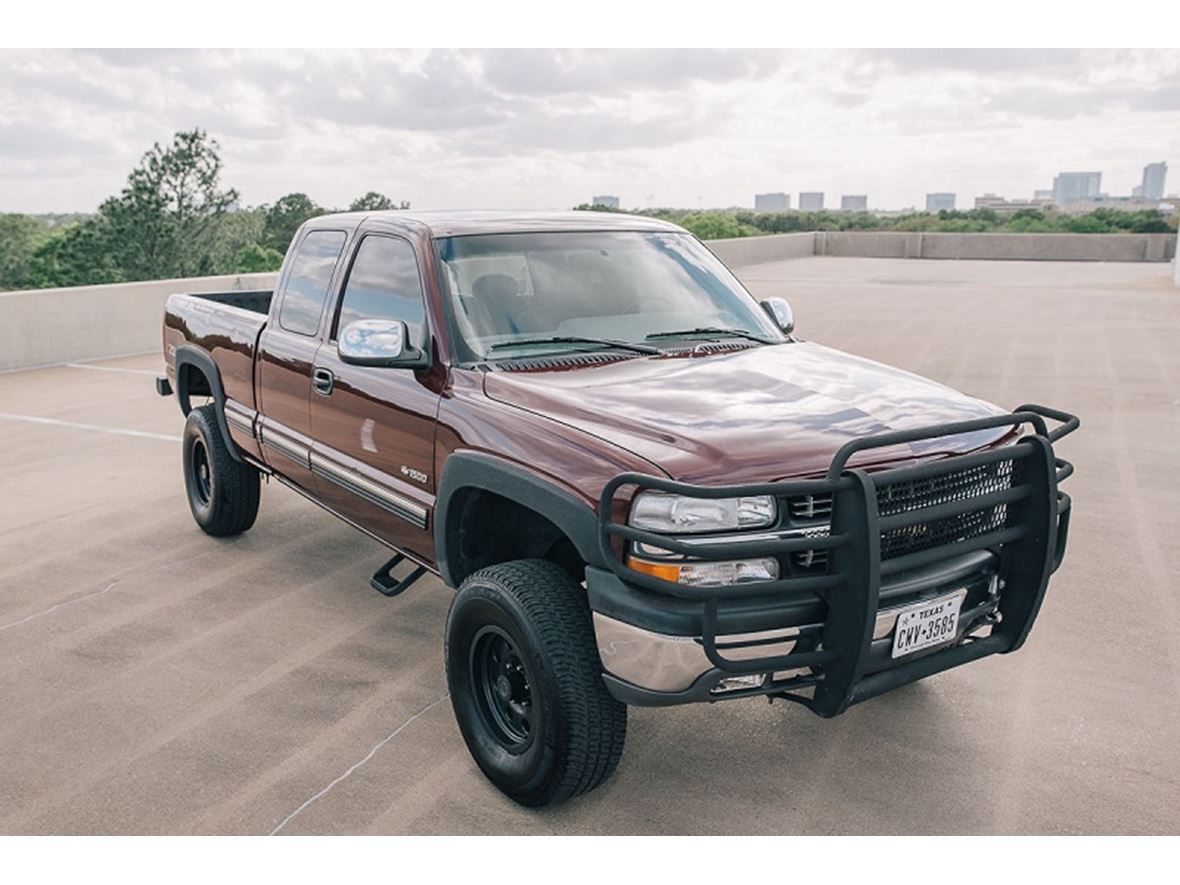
[2,48,1178,214]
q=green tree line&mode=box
[576,203,1178,240]
[0,129,409,292]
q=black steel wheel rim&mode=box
[469,625,536,750]
[191,438,212,506]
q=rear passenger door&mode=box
[256,228,347,490]
[308,233,440,562]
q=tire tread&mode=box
[185,405,260,537]
[449,559,627,805]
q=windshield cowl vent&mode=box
[656,341,756,358]
[493,352,635,372]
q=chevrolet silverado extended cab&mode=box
[158,210,1078,806]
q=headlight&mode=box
[628,492,776,533]
[627,556,779,587]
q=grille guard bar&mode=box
[596,404,1078,717]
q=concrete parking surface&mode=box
[1,256,1177,834]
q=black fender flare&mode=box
[434,451,605,588]
[173,345,242,463]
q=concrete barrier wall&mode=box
[816,231,1176,262]
[816,231,908,259]
[0,272,278,372]
[705,232,816,266]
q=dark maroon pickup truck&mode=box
[158,210,1078,806]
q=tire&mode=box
[445,559,627,807]
[182,404,261,537]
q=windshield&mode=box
[435,231,785,362]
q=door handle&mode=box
[313,367,334,396]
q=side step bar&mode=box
[370,553,427,598]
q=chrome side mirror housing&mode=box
[337,319,428,368]
[759,297,795,336]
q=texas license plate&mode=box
[891,593,963,658]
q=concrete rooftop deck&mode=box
[1,256,1178,834]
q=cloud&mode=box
[476,48,787,96]
[0,48,1177,213]
[1127,84,1180,112]
[982,81,1180,121]
[862,48,1089,76]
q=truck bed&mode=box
[162,290,274,436]
[184,289,274,314]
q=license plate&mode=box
[891,593,963,658]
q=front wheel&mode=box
[445,559,627,806]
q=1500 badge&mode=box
[400,465,428,484]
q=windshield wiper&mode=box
[645,327,777,345]
[486,336,659,356]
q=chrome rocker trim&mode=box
[309,452,429,530]
[259,425,310,468]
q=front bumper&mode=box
[592,404,1077,714]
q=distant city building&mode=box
[840,195,868,211]
[591,195,620,209]
[974,193,1055,214]
[1051,172,1101,205]
[754,192,791,211]
[926,193,956,211]
[1034,189,1054,201]
[1140,162,1167,201]
[798,192,824,211]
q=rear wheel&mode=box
[182,404,260,537]
[445,559,627,806]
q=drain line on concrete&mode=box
[0,543,240,635]
[268,693,451,836]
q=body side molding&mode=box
[309,450,429,529]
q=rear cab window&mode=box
[278,230,348,336]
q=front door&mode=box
[308,233,440,563]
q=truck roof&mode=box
[311,209,688,238]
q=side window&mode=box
[278,230,347,336]
[335,236,427,347]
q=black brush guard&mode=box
[597,404,1078,716]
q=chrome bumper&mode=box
[594,584,983,696]
[593,613,800,693]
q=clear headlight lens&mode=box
[627,556,779,587]
[629,492,776,533]
[676,558,779,587]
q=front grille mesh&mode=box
[787,457,1020,571]
[876,459,1017,560]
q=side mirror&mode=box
[337,319,428,368]
[760,297,795,335]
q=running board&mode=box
[370,553,427,598]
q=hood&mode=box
[482,342,1012,484]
